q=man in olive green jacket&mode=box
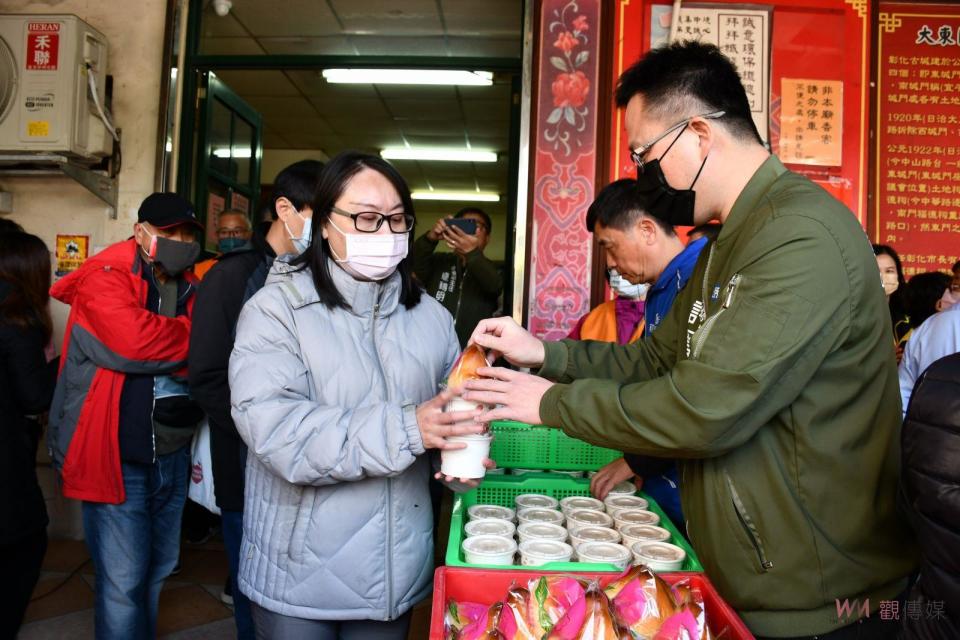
[463,42,916,639]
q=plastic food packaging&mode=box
[560,496,605,516]
[515,494,560,510]
[565,508,615,530]
[567,525,622,551]
[465,519,517,539]
[603,565,679,638]
[517,522,568,545]
[462,535,518,566]
[518,539,574,566]
[619,524,671,549]
[444,600,504,640]
[575,542,633,571]
[441,433,494,479]
[606,482,638,497]
[603,494,649,514]
[468,505,516,522]
[575,582,629,639]
[631,542,686,572]
[517,508,565,527]
[612,509,660,531]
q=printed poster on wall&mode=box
[229,191,250,215]
[206,193,225,248]
[779,79,844,166]
[650,3,772,142]
[876,2,960,275]
[55,234,88,277]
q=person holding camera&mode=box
[413,207,503,347]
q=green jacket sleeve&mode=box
[413,234,439,282]
[463,249,503,297]
[540,216,848,459]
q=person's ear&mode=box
[275,197,295,222]
[689,117,715,156]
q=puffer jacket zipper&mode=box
[725,472,773,571]
[371,295,396,619]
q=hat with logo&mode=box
[137,193,203,230]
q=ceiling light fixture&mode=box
[321,69,493,86]
[213,147,252,158]
[381,148,497,163]
[411,191,500,203]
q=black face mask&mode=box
[145,232,201,276]
[635,125,709,227]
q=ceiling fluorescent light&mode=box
[322,69,493,86]
[412,191,500,203]
[213,148,252,158]
[381,148,497,163]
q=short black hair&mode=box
[293,151,422,311]
[586,179,674,236]
[905,271,951,326]
[455,207,492,234]
[270,159,325,220]
[0,218,24,234]
[615,41,763,145]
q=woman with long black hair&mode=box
[0,231,57,637]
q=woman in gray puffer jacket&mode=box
[229,151,489,639]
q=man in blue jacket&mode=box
[585,179,709,531]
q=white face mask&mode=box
[881,273,899,296]
[283,208,312,255]
[327,217,408,281]
[610,270,649,299]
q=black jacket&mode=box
[189,225,276,511]
[900,352,960,639]
[0,285,56,543]
[413,235,502,347]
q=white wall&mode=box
[260,148,328,183]
[0,0,169,539]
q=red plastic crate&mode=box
[428,566,755,639]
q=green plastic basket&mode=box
[489,420,621,470]
[445,473,702,573]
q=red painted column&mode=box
[527,0,602,340]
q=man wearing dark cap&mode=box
[49,192,205,639]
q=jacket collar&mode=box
[717,155,787,247]
[651,236,708,294]
[269,257,402,317]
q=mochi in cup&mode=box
[440,344,493,478]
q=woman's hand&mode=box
[416,388,486,450]
[589,458,639,500]
[468,317,546,369]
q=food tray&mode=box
[489,420,621,470]
[428,567,754,639]
[445,473,702,572]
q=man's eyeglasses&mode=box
[217,228,249,239]
[629,110,726,173]
[330,206,414,234]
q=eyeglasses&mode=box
[330,206,414,234]
[217,228,249,239]
[629,110,726,173]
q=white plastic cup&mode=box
[440,433,493,479]
[467,504,516,522]
[603,494,649,514]
[517,508,565,527]
[445,396,484,413]
[567,525,622,551]
[552,470,585,478]
[565,508,615,530]
[631,541,686,571]
[462,535,518,566]
[518,539,574,566]
[517,522,568,545]
[510,468,540,476]
[486,467,507,475]
[613,509,660,531]
[515,494,560,510]
[576,541,633,570]
[559,496,605,516]
[619,523,671,548]
[464,519,516,539]
[607,481,638,497]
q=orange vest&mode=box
[579,300,645,344]
[194,257,218,280]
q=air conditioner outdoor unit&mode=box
[0,14,113,161]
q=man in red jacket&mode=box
[48,193,203,640]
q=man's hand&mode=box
[442,225,481,256]
[590,458,639,501]
[463,367,554,426]
[416,389,486,450]
[469,318,546,369]
[434,458,498,489]
[426,218,450,242]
